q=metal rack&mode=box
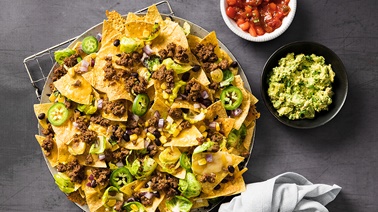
[23,0,174,101]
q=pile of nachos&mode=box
[33,5,259,212]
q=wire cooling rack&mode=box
[23,0,174,101]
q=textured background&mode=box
[0,0,377,211]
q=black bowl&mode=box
[261,41,348,129]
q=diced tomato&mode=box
[269,3,277,10]
[255,26,265,35]
[236,18,245,25]
[227,0,237,6]
[245,5,252,13]
[248,25,257,37]
[239,22,250,31]
[226,7,237,19]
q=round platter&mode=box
[39,13,256,212]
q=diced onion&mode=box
[154,111,160,119]
[201,90,209,99]
[158,119,165,128]
[141,52,149,62]
[96,33,102,42]
[73,122,79,128]
[97,99,103,109]
[143,45,154,55]
[205,154,213,162]
[132,114,140,122]
[194,103,201,109]
[232,108,243,117]
[209,122,217,129]
[116,161,124,167]
[98,154,105,161]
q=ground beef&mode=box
[147,143,158,157]
[179,120,191,130]
[67,190,86,206]
[41,124,54,136]
[90,113,110,127]
[175,45,189,63]
[41,135,54,156]
[202,62,219,73]
[113,126,125,142]
[126,117,141,135]
[113,200,124,212]
[72,80,81,87]
[124,75,147,94]
[209,131,224,143]
[218,59,229,70]
[74,114,89,132]
[103,100,126,117]
[134,192,154,206]
[81,130,98,144]
[196,137,206,145]
[85,154,94,165]
[168,108,182,120]
[151,65,175,90]
[64,53,80,67]
[91,168,111,187]
[52,66,67,82]
[60,159,85,183]
[116,52,141,67]
[193,43,218,63]
[185,79,202,102]
[146,115,159,134]
[64,100,74,109]
[199,173,216,183]
[209,82,219,90]
[112,147,130,163]
[150,172,179,198]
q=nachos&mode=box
[34,5,260,212]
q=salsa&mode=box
[226,0,291,37]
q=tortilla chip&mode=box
[152,19,188,53]
[76,153,107,168]
[192,151,244,194]
[206,101,227,120]
[217,117,236,137]
[55,138,70,164]
[220,49,238,76]
[34,103,53,130]
[125,21,158,40]
[106,10,127,34]
[145,4,164,24]
[126,12,144,23]
[53,72,92,105]
[52,119,79,145]
[190,68,210,86]
[83,185,104,212]
[146,192,165,212]
[199,168,246,199]
[164,125,202,147]
[187,34,202,51]
[191,198,209,209]
[145,97,170,119]
[232,75,251,130]
[171,100,200,113]
[243,122,255,151]
[35,135,59,167]
[120,136,145,150]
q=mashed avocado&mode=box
[267,53,335,120]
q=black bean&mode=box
[113,39,120,47]
[230,61,238,68]
[116,53,121,57]
[154,192,160,199]
[228,165,235,173]
[214,184,221,190]
[90,180,97,188]
[181,108,189,113]
[122,133,130,142]
[201,99,212,107]
[145,183,149,188]
[147,144,155,152]
[131,72,139,78]
[154,139,161,146]
[181,72,190,81]
[38,113,45,120]
[191,65,201,72]
[153,130,161,139]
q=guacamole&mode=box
[267,53,335,120]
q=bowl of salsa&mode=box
[220,0,297,42]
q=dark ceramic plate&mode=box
[261,41,348,129]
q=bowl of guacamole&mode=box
[261,41,348,129]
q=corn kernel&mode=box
[172,128,181,137]
[147,132,156,141]
[161,82,167,90]
[198,158,207,165]
[144,121,149,127]
[199,125,207,133]
[130,134,138,142]
[160,135,167,144]
[163,91,169,99]
[215,122,220,132]
[202,132,208,138]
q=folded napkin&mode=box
[219,172,341,212]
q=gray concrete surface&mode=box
[0,0,377,211]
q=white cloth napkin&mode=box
[218,172,341,212]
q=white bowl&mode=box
[220,0,297,42]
